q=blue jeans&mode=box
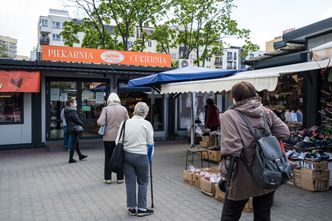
[124,152,149,209]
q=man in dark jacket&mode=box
[64,98,87,163]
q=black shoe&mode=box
[79,155,88,160]
[128,208,137,216]
[68,159,77,163]
[137,208,153,217]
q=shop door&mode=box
[80,82,108,137]
[48,81,77,139]
[47,79,109,140]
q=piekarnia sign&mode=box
[42,45,172,67]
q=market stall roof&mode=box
[127,66,239,87]
[160,58,332,94]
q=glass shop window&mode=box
[0,93,23,124]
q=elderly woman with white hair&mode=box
[97,92,129,184]
[116,102,154,217]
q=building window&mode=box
[41,19,48,27]
[52,21,61,29]
[227,61,232,69]
[0,93,23,124]
[249,53,254,59]
[171,53,177,59]
[227,52,232,60]
[148,41,152,47]
[52,34,61,41]
[234,52,237,60]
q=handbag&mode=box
[98,110,107,136]
[109,120,126,173]
[74,125,84,132]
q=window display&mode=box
[0,92,23,123]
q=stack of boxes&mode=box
[290,160,330,191]
[200,135,216,148]
[300,160,329,191]
[183,166,253,213]
[200,134,221,163]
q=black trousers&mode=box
[104,141,124,180]
[221,191,275,221]
[69,133,82,160]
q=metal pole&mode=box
[149,161,154,208]
[191,92,196,148]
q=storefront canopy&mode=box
[160,58,332,94]
[128,66,239,87]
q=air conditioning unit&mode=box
[179,59,191,68]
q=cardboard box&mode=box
[301,178,329,192]
[208,150,221,162]
[214,184,253,213]
[243,198,253,213]
[293,168,301,178]
[301,168,329,180]
[202,135,216,143]
[183,170,193,184]
[200,141,214,148]
[200,177,216,196]
[294,177,302,187]
[192,172,203,187]
[214,184,225,202]
[301,160,328,170]
[202,151,209,160]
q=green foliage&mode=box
[0,44,10,58]
[61,0,258,62]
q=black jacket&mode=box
[64,107,84,134]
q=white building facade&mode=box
[0,35,17,59]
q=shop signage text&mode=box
[42,45,172,67]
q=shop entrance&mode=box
[46,78,109,140]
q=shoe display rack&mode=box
[259,73,303,122]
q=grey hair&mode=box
[107,93,121,106]
[133,102,149,117]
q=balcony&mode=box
[40,37,50,45]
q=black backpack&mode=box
[236,110,293,189]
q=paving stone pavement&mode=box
[0,140,331,221]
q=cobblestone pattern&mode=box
[0,141,331,221]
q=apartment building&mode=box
[0,35,17,59]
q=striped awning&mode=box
[160,58,332,94]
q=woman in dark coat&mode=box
[64,98,88,163]
[205,98,220,131]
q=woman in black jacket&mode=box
[64,98,88,163]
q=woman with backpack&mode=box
[219,81,290,221]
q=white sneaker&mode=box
[104,179,112,184]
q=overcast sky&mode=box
[1,0,332,57]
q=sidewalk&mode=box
[0,140,331,221]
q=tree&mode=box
[61,0,117,49]
[63,0,167,51]
[150,23,177,54]
[0,44,10,58]
[156,0,258,66]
